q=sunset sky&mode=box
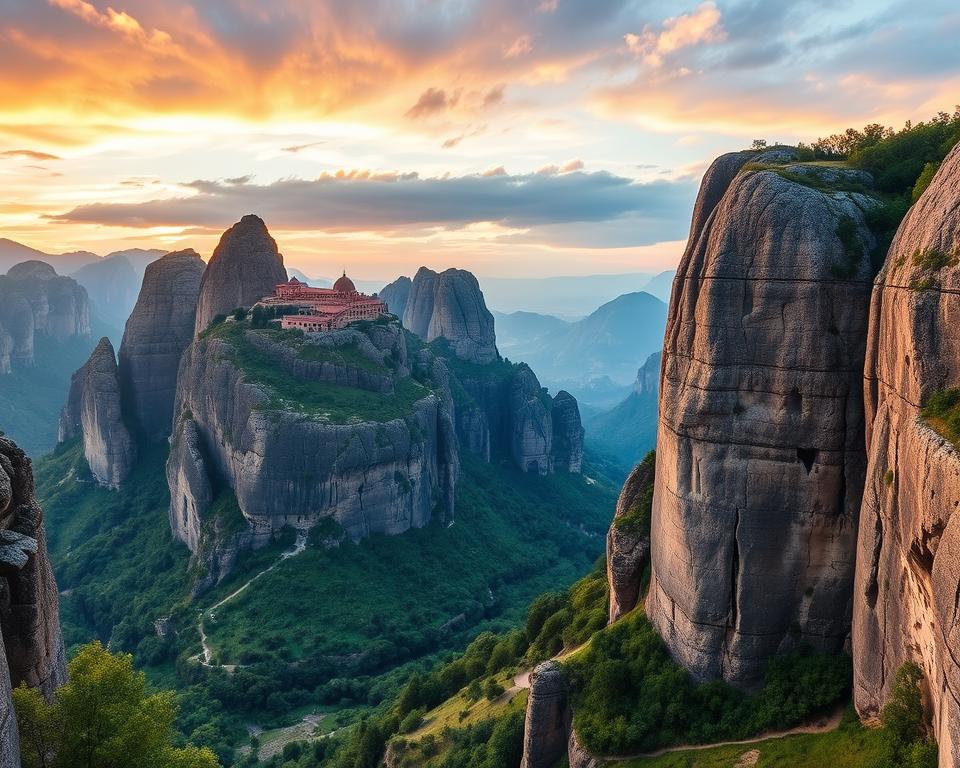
[1,0,957,279]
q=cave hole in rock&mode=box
[786,387,802,415]
[796,447,818,473]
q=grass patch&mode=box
[921,388,960,445]
[909,247,958,290]
[612,451,655,536]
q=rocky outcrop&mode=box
[0,261,90,372]
[59,337,136,488]
[647,156,876,684]
[607,453,655,623]
[379,276,412,320]
[167,318,458,588]
[853,142,960,765]
[567,730,601,768]
[550,390,583,473]
[633,351,661,396]
[510,365,552,475]
[520,661,571,768]
[193,215,287,334]
[118,249,205,441]
[0,437,67,768]
[402,267,498,364]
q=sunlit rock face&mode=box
[193,214,287,334]
[0,436,67,768]
[853,141,960,767]
[118,249,205,441]
[647,151,875,685]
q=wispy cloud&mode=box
[0,149,61,161]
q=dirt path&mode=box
[196,529,308,668]
[604,707,844,762]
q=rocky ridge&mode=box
[59,337,136,488]
[0,436,67,768]
[118,249,205,441]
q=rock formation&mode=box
[0,436,67,768]
[59,337,136,488]
[550,390,583,473]
[853,141,960,765]
[379,276,412,320]
[607,453,655,623]
[647,154,876,684]
[510,365,552,475]
[402,267,498,364]
[520,661,571,768]
[118,249,205,440]
[0,261,90,372]
[633,351,661,396]
[166,317,459,589]
[193,215,287,334]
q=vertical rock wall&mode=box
[647,157,875,684]
[853,142,960,766]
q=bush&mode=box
[872,662,938,768]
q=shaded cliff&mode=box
[118,249,205,441]
[0,261,90,373]
[380,276,412,320]
[193,215,287,334]
[403,267,498,364]
[853,141,960,765]
[0,436,67,768]
[647,153,876,684]
[59,337,136,488]
[607,452,655,623]
[167,317,459,589]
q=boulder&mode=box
[0,437,67,768]
[379,276,412,320]
[59,337,136,488]
[520,661,570,768]
[193,215,287,334]
[607,454,655,623]
[119,249,205,440]
[852,141,960,766]
[551,390,583,473]
[647,155,875,684]
[403,266,498,364]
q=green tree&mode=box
[13,641,220,768]
[873,662,937,768]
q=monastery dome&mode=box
[334,272,356,293]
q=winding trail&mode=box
[196,529,308,668]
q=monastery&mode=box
[259,272,387,332]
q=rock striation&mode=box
[520,661,571,768]
[193,215,287,334]
[118,249,205,441]
[379,276,412,320]
[0,261,90,373]
[0,437,67,768]
[852,141,960,765]
[167,317,459,589]
[607,453,655,623]
[647,154,876,684]
[59,337,137,488]
[402,267,498,364]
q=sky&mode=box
[0,0,957,280]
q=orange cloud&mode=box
[624,1,725,67]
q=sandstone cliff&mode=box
[647,154,876,684]
[167,317,459,589]
[550,391,583,473]
[0,437,67,768]
[0,261,90,372]
[853,141,960,765]
[607,452,655,623]
[633,351,661,396]
[379,276,412,320]
[59,337,137,488]
[193,215,287,334]
[520,661,571,768]
[118,249,205,441]
[510,365,553,475]
[402,267,498,364]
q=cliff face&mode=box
[647,155,875,684]
[0,261,90,372]
[403,267,498,364]
[0,437,67,768]
[118,249,205,441]
[59,337,137,488]
[167,318,459,589]
[379,276,412,320]
[607,453,655,623]
[520,661,571,768]
[193,215,287,334]
[510,365,553,475]
[551,391,583,473]
[853,142,960,764]
[633,351,661,396]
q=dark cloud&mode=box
[51,169,696,246]
[0,149,61,161]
